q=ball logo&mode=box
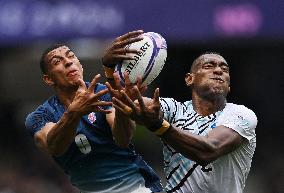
[116,32,167,86]
[125,41,151,74]
[88,112,96,123]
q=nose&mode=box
[63,57,73,68]
[213,66,223,75]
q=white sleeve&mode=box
[217,104,257,142]
[159,97,178,123]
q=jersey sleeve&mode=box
[217,104,257,142]
[159,97,178,123]
[25,106,56,136]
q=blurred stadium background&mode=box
[0,0,283,192]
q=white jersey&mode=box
[160,98,257,193]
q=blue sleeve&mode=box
[25,106,55,136]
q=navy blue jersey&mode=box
[25,83,162,192]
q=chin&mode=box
[210,84,229,94]
[203,88,227,101]
[68,80,80,88]
[70,76,82,84]
[211,87,227,95]
[197,84,228,100]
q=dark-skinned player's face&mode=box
[43,46,83,88]
[186,54,230,99]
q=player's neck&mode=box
[54,86,77,108]
[192,92,226,116]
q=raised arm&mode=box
[160,124,243,164]
[101,30,144,86]
[105,72,147,148]
[33,76,112,156]
[111,87,256,165]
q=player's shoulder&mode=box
[224,103,258,123]
[25,96,58,135]
[226,103,256,114]
[26,96,57,120]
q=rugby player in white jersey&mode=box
[111,53,257,193]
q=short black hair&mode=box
[190,52,223,73]
[40,44,66,74]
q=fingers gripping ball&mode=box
[115,32,167,86]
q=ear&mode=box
[185,73,194,87]
[43,74,54,86]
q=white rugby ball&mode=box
[115,32,167,86]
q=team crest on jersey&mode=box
[88,112,96,123]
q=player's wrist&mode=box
[66,104,83,118]
[103,66,115,79]
[63,109,82,124]
[154,119,171,136]
[101,56,116,79]
[148,118,171,136]
[102,57,116,69]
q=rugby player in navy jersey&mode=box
[111,53,257,193]
[25,30,162,193]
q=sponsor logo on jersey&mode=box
[88,112,96,123]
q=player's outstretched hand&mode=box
[68,74,113,116]
[102,30,144,68]
[112,86,163,130]
[105,72,147,103]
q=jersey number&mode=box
[75,134,91,154]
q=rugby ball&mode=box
[115,32,167,86]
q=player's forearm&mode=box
[161,126,219,164]
[47,110,81,156]
[112,111,135,148]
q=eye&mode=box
[221,65,229,73]
[68,52,75,58]
[52,58,61,65]
[203,63,214,69]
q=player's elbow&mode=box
[46,138,69,156]
[34,136,66,156]
[195,151,219,165]
[50,147,67,156]
[47,143,67,156]
[194,142,220,164]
